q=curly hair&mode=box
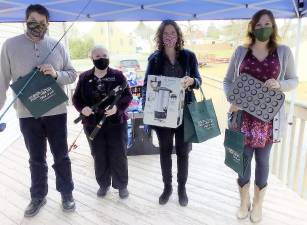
[246,9,280,53]
[154,20,184,52]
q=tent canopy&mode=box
[0,0,306,22]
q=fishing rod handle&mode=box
[89,120,103,140]
[74,114,85,124]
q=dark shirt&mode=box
[163,59,184,78]
[72,67,133,127]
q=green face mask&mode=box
[253,27,273,42]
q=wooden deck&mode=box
[0,106,307,225]
[0,93,21,154]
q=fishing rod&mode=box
[89,84,127,141]
[68,127,83,152]
[0,0,92,132]
[73,84,127,124]
[69,82,127,150]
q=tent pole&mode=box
[292,16,306,196]
[281,16,302,185]
[288,17,301,125]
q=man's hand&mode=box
[38,64,57,79]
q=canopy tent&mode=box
[0,0,305,121]
[0,0,305,22]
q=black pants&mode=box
[19,113,74,200]
[155,124,191,185]
[84,121,128,189]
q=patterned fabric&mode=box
[239,50,280,148]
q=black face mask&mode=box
[93,58,109,70]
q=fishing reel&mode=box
[0,122,6,132]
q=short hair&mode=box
[90,45,109,56]
[26,4,50,21]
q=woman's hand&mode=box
[81,106,93,117]
[264,78,280,89]
[182,76,194,89]
[105,105,117,117]
[229,104,241,112]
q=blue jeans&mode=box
[238,144,272,189]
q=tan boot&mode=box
[236,182,251,219]
[250,184,267,223]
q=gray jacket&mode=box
[223,45,298,141]
[0,34,77,118]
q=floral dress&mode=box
[239,50,280,148]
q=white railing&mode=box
[271,100,307,199]
[202,75,307,199]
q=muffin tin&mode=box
[227,73,285,122]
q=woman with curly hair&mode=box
[142,20,202,206]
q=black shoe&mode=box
[61,194,76,212]
[159,184,172,205]
[178,185,188,207]
[24,198,47,217]
[97,186,110,197]
[119,188,129,199]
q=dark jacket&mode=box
[72,67,133,127]
[141,49,202,109]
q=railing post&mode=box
[279,122,291,182]
[272,143,280,175]
[294,121,307,195]
[287,117,298,187]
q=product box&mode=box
[143,75,185,128]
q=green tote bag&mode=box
[224,128,248,177]
[184,88,221,143]
[10,69,68,118]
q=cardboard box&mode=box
[143,75,185,128]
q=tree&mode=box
[69,35,94,59]
[220,20,249,47]
[134,21,155,40]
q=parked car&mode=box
[118,59,141,72]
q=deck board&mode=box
[0,107,307,225]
